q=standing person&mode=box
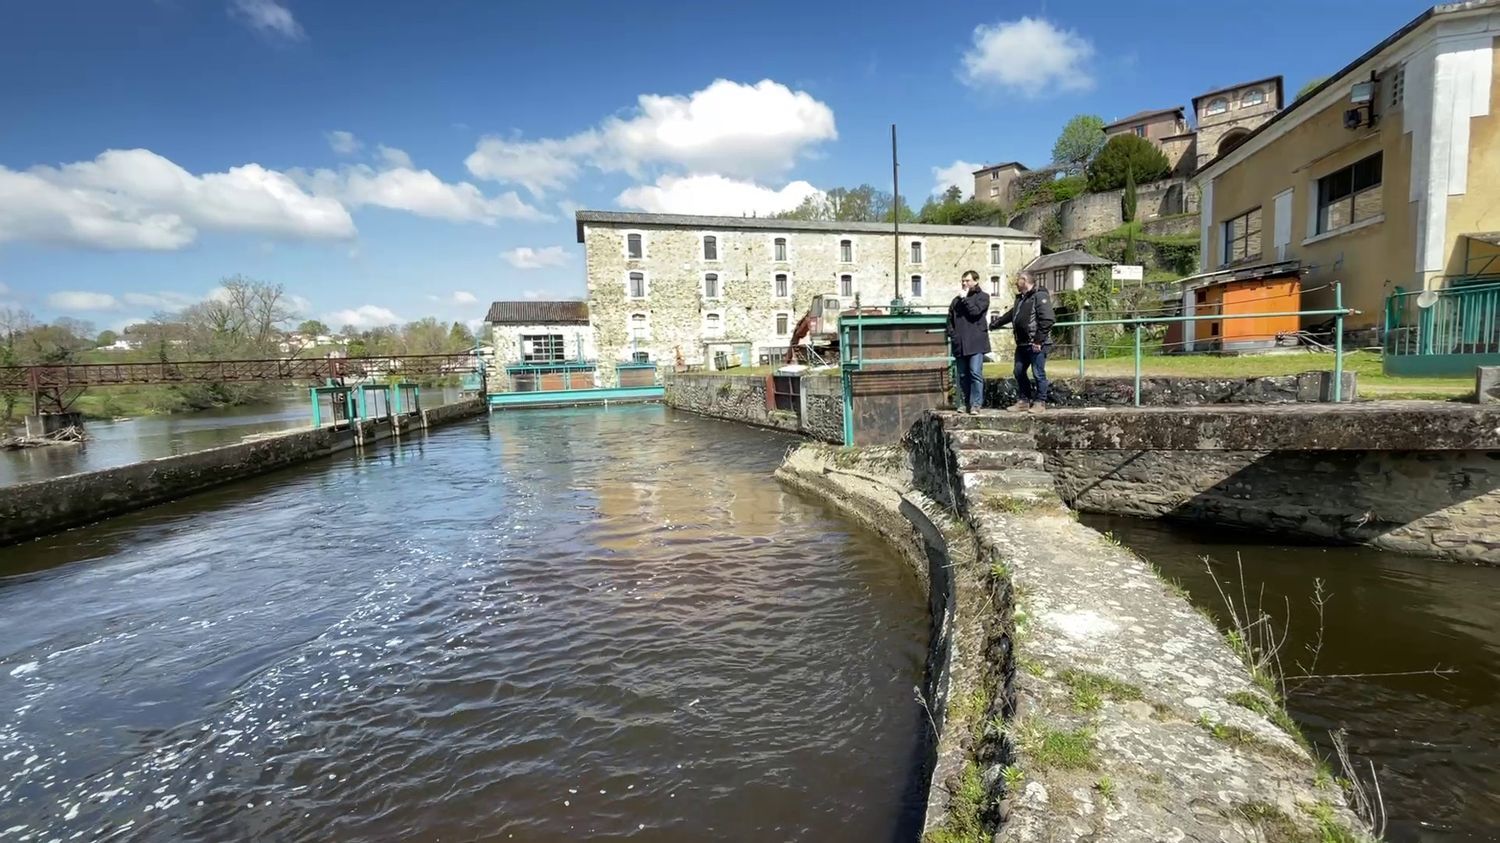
[989,272,1055,412]
[946,270,990,414]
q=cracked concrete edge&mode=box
[776,444,1010,839]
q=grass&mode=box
[1059,669,1144,713]
[1227,690,1312,752]
[1023,724,1098,771]
[922,760,988,843]
[1002,765,1024,792]
[981,349,1472,400]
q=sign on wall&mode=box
[1111,264,1145,282]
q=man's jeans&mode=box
[956,352,985,411]
[1014,345,1049,403]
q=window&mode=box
[1133,125,1145,137]
[1387,65,1405,109]
[989,243,1002,266]
[773,237,788,262]
[839,238,854,263]
[990,275,1002,295]
[1241,88,1265,107]
[775,313,790,336]
[628,312,650,341]
[1222,207,1263,264]
[627,271,648,298]
[1316,152,1382,234]
[990,170,999,181]
[703,272,720,299]
[910,274,923,298]
[702,235,718,261]
[840,274,853,297]
[774,273,790,298]
[626,232,643,259]
[703,312,724,337]
[520,334,565,364]
[989,184,999,197]
[910,240,923,264]
[632,351,650,363]
[1052,269,1066,292]
[1205,97,1228,116]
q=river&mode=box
[1083,514,1500,842]
[1,388,463,486]
[0,405,931,841]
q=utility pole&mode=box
[891,123,902,308]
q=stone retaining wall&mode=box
[0,399,486,546]
[662,372,844,442]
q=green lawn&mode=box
[982,350,1473,401]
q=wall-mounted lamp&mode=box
[1344,71,1379,130]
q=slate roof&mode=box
[574,210,1038,242]
[1023,249,1114,272]
[484,301,590,325]
[1104,107,1184,129]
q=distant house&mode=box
[1022,249,1114,294]
[1105,107,1197,177]
[483,300,595,391]
[972,161,1029,206]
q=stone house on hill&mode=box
[1193,76,1285,169]
[1104,107,1198,177]
[972,162,1029,206]
[574,210,1040,380]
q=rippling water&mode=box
[0,405,930,841]
[1083,514,1500,842]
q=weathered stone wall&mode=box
[582,221,1040,383]
[661,372,840,441]
[1049,448,1500,565]
[0,399,487,546]
[1009,178,1197,243]
[487,323,595,390]
[982,371,1357,407]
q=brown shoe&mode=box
[1007,401,1030,412]
[1029,402,1047,413]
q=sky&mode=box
[0,0,1432,334]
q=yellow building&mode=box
[1190,1,1500,371]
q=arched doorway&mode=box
[1218,128,1251,157]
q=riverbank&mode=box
[776,438,1366,841]
[0,398,484,546]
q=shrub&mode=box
[1087,135,1170,192]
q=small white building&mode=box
[1022,248,1114,294]
[483,300,596,390]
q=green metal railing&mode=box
[1054,282,1356,405]
[1385,278,1500,358]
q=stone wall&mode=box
[0,399,486,546]
[487,323,595,390]
[661,372,841,441]
[1008,178,1198,244]
[1048,448,1500,565]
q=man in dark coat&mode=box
[946,270,990,414]
[989,272,1056,412]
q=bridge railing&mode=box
[1053,281,1357,405]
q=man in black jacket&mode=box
[946,270,990,414]
[989,272,1055,412]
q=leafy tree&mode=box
[96,329,118,347]
[297,319,330,336]
[917,191,1005,226]
[448,321,476,351]
[1123,226,1138,266]
[1087,134,1170,192]
[773,184,915,223]
[1122,165,1138,223]
[1296,76,1329,101]
[1051,114,1108,174]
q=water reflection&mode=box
[1083,514,1500,842]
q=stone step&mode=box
[960,468,1056,493]
[955,449,1046,472]
[948,429,1038,451]
[941,410,1038,432]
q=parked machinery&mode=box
[783,293,885,365]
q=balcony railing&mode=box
[1384,277,1500,374]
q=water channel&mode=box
[1084,514,1500,842]
[0,406,931,841]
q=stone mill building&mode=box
[574,210,1041,381]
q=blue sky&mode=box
[0,0,1428,333]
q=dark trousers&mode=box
[956,352,985,411]
[1014,345,1049,403]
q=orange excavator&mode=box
[782,293,885,365]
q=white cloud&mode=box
[521,289,545,300]
[48,291,120,311]
[0,149,355,251]
[376,145,413,170]
[961,17,1094,97]
[294,163,548,224]
[327,130,361,156]
[229,0,305,41]
[502,245,572,270]
[121,291,199,311]
[616,174,819,217]
[932,160,981,198]
[451,290,478,305]
[465,79,837,197]
[325,304,400,330]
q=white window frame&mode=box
[772,272,792,299]
[774,311,792,337]
[990,275,1002,295]
[989,241,1004,267]
[699,231,723,262]
[838,236,856,263]
[627,312,652,342]
[909,274,924,299]
[702,310,725,338]
[701,271,722,300]
[1204,97,1228,117]
[839,273,853,298]
[623,229,647,260]
[768,234,791,263]
[1240,88,1265,107]
[625,270,650,299]
[909,238,924,265]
